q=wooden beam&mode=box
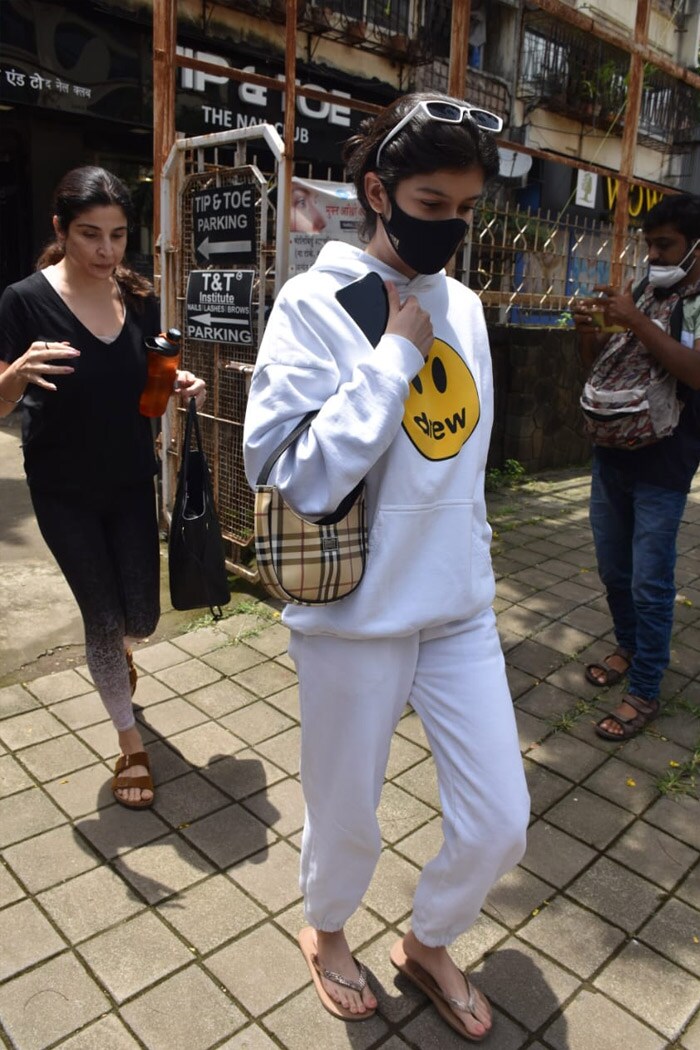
[175,54,383,115]
[152,0,176,246]
[495,137,674,196]
[612,0,652,283]
[283,0,297,245]
[448,0,471,100]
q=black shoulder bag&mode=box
[169,399,231,618]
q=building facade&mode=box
[1,0,698,290]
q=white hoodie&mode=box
[243,241,496,638]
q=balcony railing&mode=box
[294,0,453,64]
[418,60,510,121]
[213,0,452,62]
[519,13,697,150]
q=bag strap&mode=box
[184,396,203,451]
[180,397,203,483]
[255,275,387,490]
[632,277,649,302]
[633,276,688,343]
[256,410,316,486]
[671,299,685,343]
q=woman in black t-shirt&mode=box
[0,166,206,810]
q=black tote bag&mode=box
[168,399,230,618]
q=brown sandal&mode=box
[594,693,660,741]
[112,751,154,809]
[585,646,632,688]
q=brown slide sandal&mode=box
[112,751,154,810]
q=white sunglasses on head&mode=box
[375,99,504,168]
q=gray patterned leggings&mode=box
[30,482,160,732]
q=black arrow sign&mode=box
[192,187,257,267]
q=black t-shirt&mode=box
[0,271,160,492]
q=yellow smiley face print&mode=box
[402,338,480,460]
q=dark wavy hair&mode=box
[36,166,153,300]
[343,91,501,240]
[643,193,700,244]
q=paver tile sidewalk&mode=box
[1,467,699,1049]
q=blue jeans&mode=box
[589,456,687,702]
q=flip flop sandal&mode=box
[585,646,633,687]
[594,693,660,741]
[125,649,138,697]
[298,927,376,1022]
[390,939,490,1043]
[112,751,154,809]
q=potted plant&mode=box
[344,18,367,42]
[567,72,598,120]
[595,60,626,126]
[385,32,409,55]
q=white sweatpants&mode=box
[289,607,530,947]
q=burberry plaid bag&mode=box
[254,413,367,605]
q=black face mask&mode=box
[380,195,469,275]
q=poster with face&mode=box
[289,177,363,275]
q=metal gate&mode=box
[159,126,287,581]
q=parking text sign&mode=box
[192,186,256,266]
[185,269,255,344]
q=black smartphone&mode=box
[335,271,389,348]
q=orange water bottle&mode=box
[139,328,181,418]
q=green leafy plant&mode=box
[503,458,526,480]
[547,697,598,732]
[485,459,527,491]
[183,596,278,634]
[651,694,700,797]
[595,59,627,121]
[655,746,700,798]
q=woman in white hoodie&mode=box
[244,93,530,1042]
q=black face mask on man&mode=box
[380,195,468,275]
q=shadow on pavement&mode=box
[478,946,570,1047]
[72,719,281,906]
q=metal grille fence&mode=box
[167,162,274,570]
[467,199,647,325]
